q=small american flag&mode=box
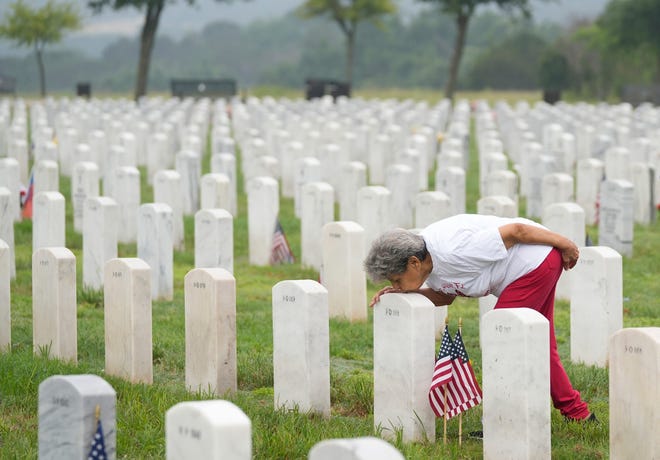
[429,324,455,417]
[21,169,34,219]
[270,218,295,265]
[429,327,482,418]
[87,407,107,460]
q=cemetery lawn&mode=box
[0,99,658,459]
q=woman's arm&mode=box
[498,222,579,270]
[369,286,456,307]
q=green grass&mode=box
[1,93,658,459]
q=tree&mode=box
[0,0,81,97]
[416,0,538,100]
[88,0,243,101]
[298,0,397,88]
[598,0,660,82]
[464,30,547,90]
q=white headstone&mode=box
[301,182,334,271]
[477,195,517,217]
[435,166,466,216]
[138,203,174,301]
[414,191,452,229]
[338,161,366,222]
[210,153,237,216]
[112,166,141,244]
[272,280,330,416]
[570,246,622,367]
[542,202,585,300]
[309,437,404,460]
[0,157,21,221]
[605,146,631,182]
[294,156,321,218]
[479,153,508,196]
[281,141,303,198]
[0,240,10,351]
[0,188,16,278]
[72,161,100,233]
[483,169,518,206]
[33,191,65,251]
[397,146,427,191]
[34,160,59,195]
[32,247,77,362]
[598,179,634,257]
[576,158,604,225]
[541,172,574,212]
[368,133,391,185]
[526,152,556,218]
[38,374,116,460]
[436,150,463,170]
[176,150,201,216]
[482,308,550,460]
[154,169,185,251]
[631,162,656,224]
[194,208,233,272]
[247,177,279,266]
[147,132,170,185]
[321,221,367,322]
[386,164,415,228]
[609,327,660,460]
[356,186,391,254]
[104,258,152,384]
[200,173,232,212]
[373,293,436,443]
[83,196,118,290]
[166,400,251,460]
[72,143,93,167]
[9,137,29,184]
[184,268,237,395]
[88,129,107,169]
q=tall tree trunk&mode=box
[346,30,355,87]
[444,13,470,101]
[35,45,46,97]
[135,0,164,101]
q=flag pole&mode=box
[458,317,463,447]
[443,386,448,445]
[95,404,100,423]
[443,316,449,445]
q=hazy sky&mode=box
[0,0,609,57]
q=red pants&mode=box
[494,248,590,420]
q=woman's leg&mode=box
[494,248,590,419]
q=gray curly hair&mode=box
[363,228,427,283]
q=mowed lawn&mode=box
[1,90,658,459]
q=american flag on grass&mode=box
[429,326,482,419]
[21,169,34,219]
[270,218,295,265]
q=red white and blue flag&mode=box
[429,324,455,417]
[21,169,34,219]
[270,218,295,265]
[429,326,482,418]
[87,414,107,459]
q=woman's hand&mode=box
[560,241,579,270]
[369,286,402,308]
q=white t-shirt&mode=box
[420,214,552,298]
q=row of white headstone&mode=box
[2,95,656,272]
[33,304,659,460]
[38,374,405,460]
[0,212,625,372]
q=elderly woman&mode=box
[364,213,595,422]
